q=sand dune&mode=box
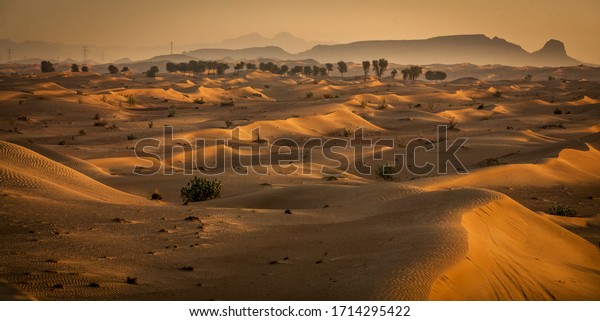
[0,140,144,203]
[0,66,598,301]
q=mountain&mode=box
[297,35,581,67]
[207,32,334,53]
[1,35,583,67]
[185,46,294,61]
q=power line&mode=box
[7,48,12,63]
[170,41,173,55]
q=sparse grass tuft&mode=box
[220,100,235,107]
[305,90,313,98]
[342,127,352,137]
[167,105,177,117]
[125,95,136,105]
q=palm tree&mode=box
[362,61,370,81]
[337,61,348,79]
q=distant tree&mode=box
[390,69,398,82]
[312,65,320,77]
[401,68,410,83]
[290,65,303,75]
[81,65,89,72]
[216,63,229,76]
[280,65,289,77]
[425,70,447,83]
[41,60,55,73]
[71,63,80,72]
[408,65,422,83]
[233,61,245,75]
[121,66,129,72]
[108,64,119,74]
[166,62,177,73]
[325,63,333,75]
[189,60,207,76]
[176,62,189,76]
[435,71,447,82]
[362,61,370,81]
[303,65,312,77]
[524,74,532,81]
[245,63,257,71]
[425,70,434,81]
[547,75,555,81]
[337,61,348,79]
[146,66,159,77]
[319,67,327,77]
[372,58,388,81]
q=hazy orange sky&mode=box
[1,0,599,63]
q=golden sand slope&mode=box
[0,140,143,203]
[430,195,600,300]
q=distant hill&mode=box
[185,46,294,61]
[297,35,581,67]
[213,32,335,53]
[1,34,584,67]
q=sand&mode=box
[0,68,598,300]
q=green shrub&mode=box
[180,176,222,204]
[376,163,396,181]
[547,204,577,217]
[168,105,177,117]
[124,94,136,105]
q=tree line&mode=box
[39,59,448,83]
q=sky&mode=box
[1,0,599,64]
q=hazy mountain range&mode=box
[0,34,584,67]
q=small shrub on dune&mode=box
[376,163,397,181]
[180,176,222,204]
[167,105,177,117]
[194,98,205,104]
[220,100,235,107]
[553,108,563,115]
[127,134,136,140]
[305,91,314,98]
[547,204,578,217]
[150,189,162,200]
[125,95,136,106]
